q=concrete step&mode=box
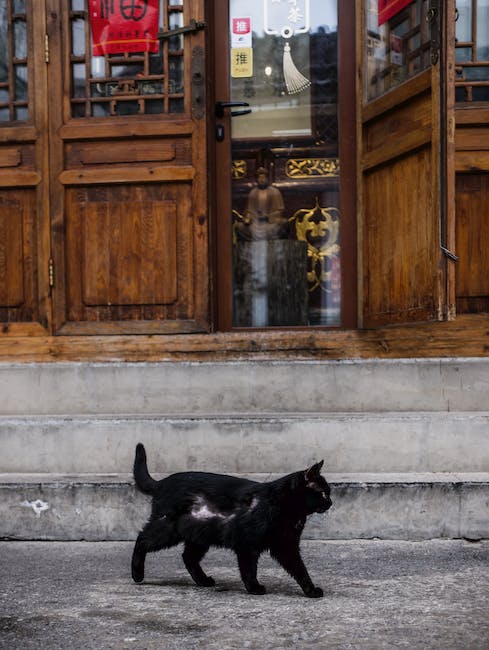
[1,358,489,415]
[1,473,488,542]
[1,412,489,474]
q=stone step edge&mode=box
[2,472,489,485]
[2,412,489,421]
[3,473,488,541]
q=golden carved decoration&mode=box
[286,158,340,178]
[232,160,247,179]
[232,209,245,245]
[289,197,340,293]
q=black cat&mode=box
[131,443,332,598]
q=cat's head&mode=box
[302,460,333,514]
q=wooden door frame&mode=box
[211,1,358,332]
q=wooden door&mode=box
[213,1,357,330]
[359,0,455,327]
[0,2,50,335]
[46,0,209,335]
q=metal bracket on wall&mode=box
[441,246,459,262]
[191,46,205,120]
[427,1,440,65]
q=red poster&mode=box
[378,0,413,26]
[89,0,159,55]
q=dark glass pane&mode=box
[72,18,85,57]
[14,19,27,58]
[366,1,430,101]
[1,12,9,82]
[14,105,28,120]
[15,65,28,100]
[230,0,340,327]
[116,100,139,115]
[456,47,472,63]
[72,64,86,97]
[145,98,164,114]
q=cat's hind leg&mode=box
[131,517,181,583]
[236,549,266,595]
[182,542,215,587]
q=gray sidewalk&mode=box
[1,540,488,649]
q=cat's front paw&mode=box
[132,569,144,583]
[304,585,323,598]
[247,583,267,595]
[132,563,144,583]
[197,576,216,587]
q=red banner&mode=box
[378,0,413,26]
[89,0,159,56]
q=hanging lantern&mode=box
[264,0,311,95]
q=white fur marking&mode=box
[191,496,235,521]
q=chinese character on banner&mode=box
[89,0,159,56]
[378,0,413,26]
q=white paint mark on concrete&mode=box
[21,499,49,518]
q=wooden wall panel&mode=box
[365,91,432,152]
[456,173,489,313]
[363,147,438,326]
[81,199,177,306]
[64,184,193,331]
[0,200,24,307]
[0,189,40,323]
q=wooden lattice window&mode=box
[366,0,431,102]
[0,0,29,123]
[69,0,185,117]
[455,0,489,102]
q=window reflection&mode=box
[230,0,340,327]
[366,0,431,102]
[456,0,489,102]
[0,1,29,123]
[69,0,185,118]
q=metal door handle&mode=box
[215,101,251,118]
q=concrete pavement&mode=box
[1,540,488,649]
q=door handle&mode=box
[215,101,251,118]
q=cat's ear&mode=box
[305,460,324,481]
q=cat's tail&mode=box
[133,443,158,495]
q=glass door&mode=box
[214,1,356,329]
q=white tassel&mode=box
[283,41,310,95]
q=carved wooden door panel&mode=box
[360,0,455,327]
[47,0,209,334]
